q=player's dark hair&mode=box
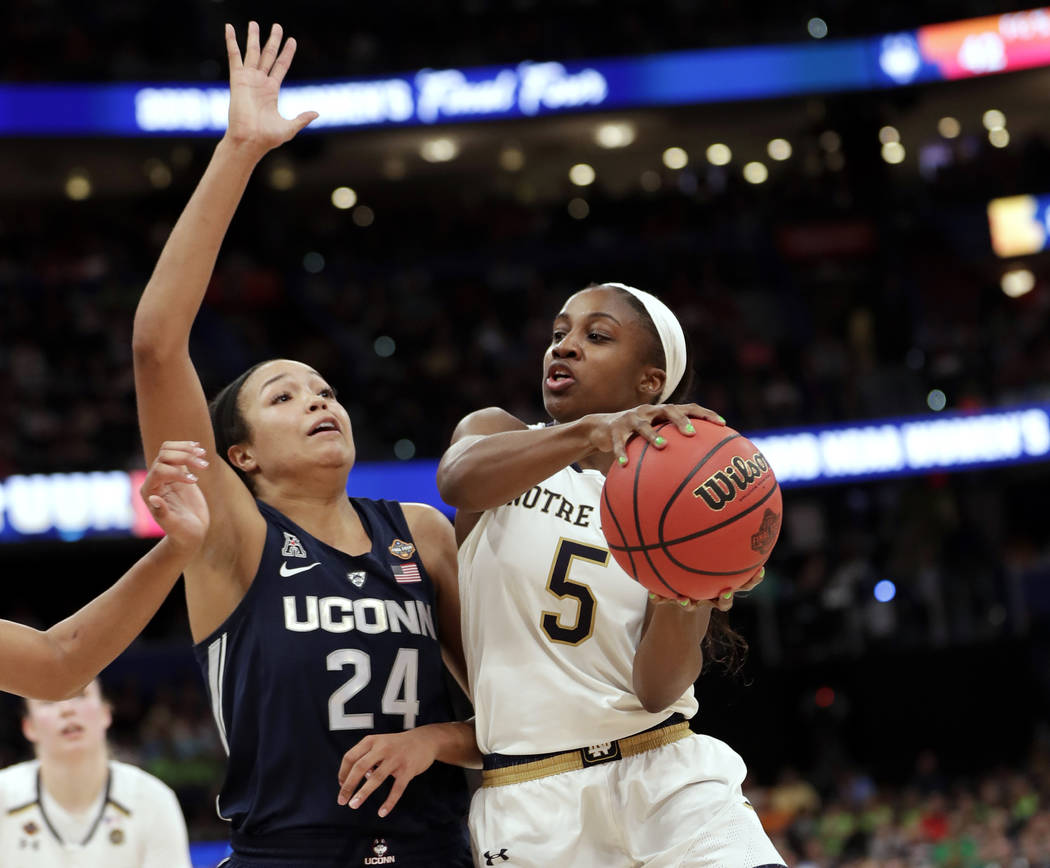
[603,284,696,404]
[602,284,746,672]
[208,359,274,495]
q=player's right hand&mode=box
[586,403,725,467]
[223,21,318,156]
[140,441,211,555]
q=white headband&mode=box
[602,282,687,403]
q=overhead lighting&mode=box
[65,170,91,201]
[879,125,900,145]
[268,163,296,191]
[938,116,961,139]
[595,122,636,149]
[1001,268,1035,298]
[807,17,829,39]
[982,109,1006,131]
[352,205,375,227]
[662,147,688,170]
[331,186,358,210]
[742,161,768,184]
[989,128,1010,148]
[640,170,662,192]
[569,163,596,186]
[382,157,407,180]
[818,130,841,153]
[568,198,590,219]
[499,146,525,171]
[881,141,905,164]
[144,158,172,189]
[705,143,732,166]
[767,138,792,161]
[420,138,458,163]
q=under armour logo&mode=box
[586,742,613,758]
[484,850,509,865]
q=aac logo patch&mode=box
[388,539,416,560]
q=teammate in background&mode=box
[437,283,786,867]
[0,441,209,701]
[0,679,192,867]
[132,23,475,867]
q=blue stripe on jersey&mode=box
[192,497,468,856]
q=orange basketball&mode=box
[600,420,782,600]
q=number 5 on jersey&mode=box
[541,538,608,646]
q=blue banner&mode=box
[1,405,1048,543]
[3,8,1049,136]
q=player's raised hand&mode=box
[140,441,211,556]
[223,21,317,155]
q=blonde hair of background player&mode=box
[0,441,209,701]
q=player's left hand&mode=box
[648,566,766,612]
[140,441,211,555]
[336,729,439,817]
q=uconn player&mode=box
[0,442,208,701]
[132,24,474,867]
[438,284,786,867]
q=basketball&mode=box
[600,420,782,600]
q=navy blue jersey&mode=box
[192,497,469,862]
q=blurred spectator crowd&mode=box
[756,736,1050,867]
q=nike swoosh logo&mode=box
[279,561,321,577]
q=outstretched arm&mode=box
[0,443,209,701]
[131,22,316,640]
[437,403,723,514]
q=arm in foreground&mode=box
[0,442,209,700]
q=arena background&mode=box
[2,1,1050,865]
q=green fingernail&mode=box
[655,436,667,446]
[685,424,696,434]
[760,567,766,577]
[680,600,689,607]
[717,415,726,424]
[722,591,733,600]
[618,455,628,466]
[648,592,657,601]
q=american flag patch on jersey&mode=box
[391,562,421,583]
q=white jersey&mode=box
[0,759,191,868]
[460,461,698,755]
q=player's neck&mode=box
[39,750,108,814]
[265,489,371,556]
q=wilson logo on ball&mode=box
[693,453,771,511]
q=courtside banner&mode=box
[0,404,1047,542]
[2,8,1050,136]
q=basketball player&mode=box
[437,283,787,866]
[0,679,191,867]
[131,23,475,867]
[0,441,209,702]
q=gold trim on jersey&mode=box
[481,722,691,787]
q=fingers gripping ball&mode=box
[600,421,782,599]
